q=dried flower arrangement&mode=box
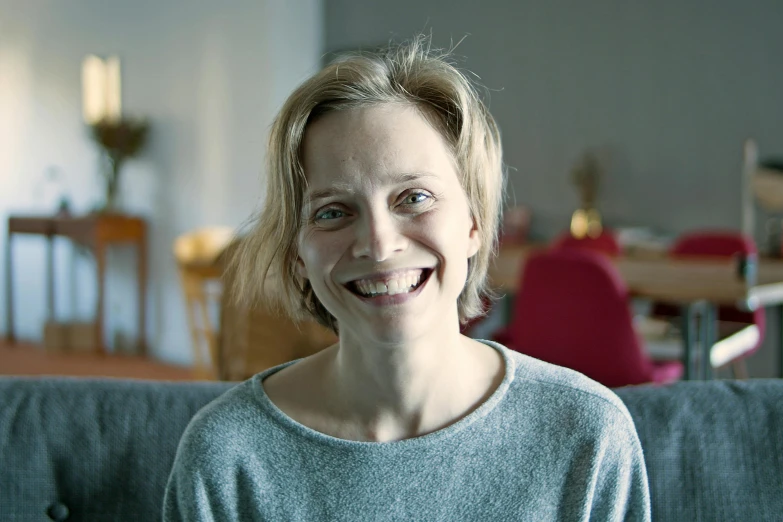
[89,118,149,212]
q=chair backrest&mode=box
[218,250,338,380]
[506,248,658,387]
[219,299,337,380]
[173,226,236,379]
[671,231,757,258]
[670,230,764,330]
[552,229,622,256]
[173,226,236,266]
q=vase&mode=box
[98,154,124,213]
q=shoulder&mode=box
[174,378,267,467]
[488,341,638,438]
[482,343,650,520]
[164,379,281,519]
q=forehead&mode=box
[301,104,459,196]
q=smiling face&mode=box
[297,104,480,343]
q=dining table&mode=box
[488,242,783,380]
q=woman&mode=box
[164,37,651,521]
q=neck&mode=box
[325,326,498,442]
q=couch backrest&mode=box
[615,379,783,522]
[0,378,233,521]
[1,377,781,521]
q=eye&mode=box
[402,191,431,206]
[314,207,345,222]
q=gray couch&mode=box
[1,378,781,521]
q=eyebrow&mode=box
[303,172,438,204]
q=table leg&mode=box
[47,235,55,321]
[680,303,698,380]
[4,232,14,343]
[778,304,783,379]
[502,293,513,325]
[138,232,147,356]
[701,302,716,380]
[95,242,106,354]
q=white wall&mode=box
[0,0,324,364]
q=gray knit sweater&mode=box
[163,341,651,521]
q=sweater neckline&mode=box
[251,340,516,449]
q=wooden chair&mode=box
[173,226,236,379]
[219,300,337,381]
[218,264,337,381]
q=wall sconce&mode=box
[81,55,122,124]
[80,54,149,212]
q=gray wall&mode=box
[326,0,783,377]
[0,0,323,364]
[326,0,783,239]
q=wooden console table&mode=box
[4,214,147,355]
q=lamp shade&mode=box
[81,55,121,124]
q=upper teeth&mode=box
[354,270,424,297]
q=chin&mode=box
[362,318,433,345]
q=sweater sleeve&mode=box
[162,418,240,522]
[162,463,217,521]
[588,415,652,522]
[162,435,221,521]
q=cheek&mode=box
[418,207,473,247]
[298,231,347,274]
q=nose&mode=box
[352,208,408,261]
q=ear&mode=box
[467,219,481,259]
[296,257,308,280]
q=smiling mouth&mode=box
[345,268,434,298]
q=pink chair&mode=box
[552,229,622,256]
[494,248,682,388]
[650,230,764,377]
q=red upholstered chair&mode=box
[494,248,682,388]
[552,229,622,257]
[648,230,764,378]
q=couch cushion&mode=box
[0,377,233,521]
[615,379,783,522]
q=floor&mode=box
[0,340,200,381]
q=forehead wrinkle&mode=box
[304,182,356,204]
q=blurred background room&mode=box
[1,0,782,385]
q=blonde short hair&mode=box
[230,36,504,333]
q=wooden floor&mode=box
[0,340,200,381]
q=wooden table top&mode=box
[488,243,783,310]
